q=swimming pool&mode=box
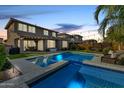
[27,52,94,67]
[50,52,94,62]
[29,62,124,88]
[28,52,124,88]
[29,63,85,88]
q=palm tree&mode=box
[105,24,124,50]
[94,5,124,39]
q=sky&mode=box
[0,5,101,39]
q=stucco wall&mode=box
[6,23,20,47]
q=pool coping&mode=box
[83,53,124,73]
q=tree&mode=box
[105,24,124,50]
[94,5,124,39]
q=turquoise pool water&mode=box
[28,52,124,88]
[30,63,85,88]
[51,52,93,62]
[29,62,124,88]
[31,52,94,67]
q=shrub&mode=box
[1,60,11,71]
[0,44,6,71]
[69,43,80,50]
[78,44,92,50]
[102,47,111,55]
[117,57,124,65]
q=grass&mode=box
[8,52,47,59]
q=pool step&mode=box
[79,65,124,87]
[30,63,82,88]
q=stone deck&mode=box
[83,54,124,72]
[9,59,43,74]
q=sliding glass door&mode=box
[23,40,36,51]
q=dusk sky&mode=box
[0,5,102,39]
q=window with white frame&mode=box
[43,30,49,36]
[47,40,55,48]
[23,40,36,51]
[18,23,27,32]
[52,32,56,37]
[62,41,68,48]
[28,26,35,33]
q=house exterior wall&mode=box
[15,22,58,39]
[58,33,83,44]
[5,18,69,53]
[6,22,20,47]
[68,30,103,43]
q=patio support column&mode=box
[57,40,62,50]
[35,40,38,51]
[20,38,24,53]
[43,39,47,51]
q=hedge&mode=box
[0,44,6,71]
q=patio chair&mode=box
[101,54,117,64]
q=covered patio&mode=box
[15,35,58,53]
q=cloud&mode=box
[55,23,83,32]
[0,6,61,20]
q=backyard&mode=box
[0,5,124,88]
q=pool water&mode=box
[28,52,94,67]
[29,52,94,88]
[29,62,124,88]
[45,52,94,67]
[29,63,85,88]
[51,52,94,62]
[28,52,124,88]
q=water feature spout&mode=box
[43,56,48,66]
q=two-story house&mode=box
[5,18,68,53]
[70,34,83,44]
[58,33,83,44]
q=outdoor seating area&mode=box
[101,54,117,64]
[101,50,124,65]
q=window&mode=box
[58,35,64,38]
[76,36,79,39]
[52,32,56,37]
[29,26,35,33]
[43,30,48,36]
[23,40,36,51]
[18,23,27,32]
[47,40,55,48]
[62,41,68,48]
